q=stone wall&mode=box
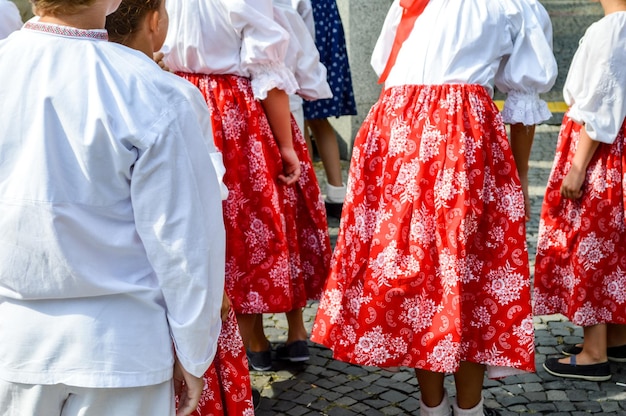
[333,0,390,156]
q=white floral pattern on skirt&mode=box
[177,73,331,314]
[534,114,626,327]
[312,84,535,376]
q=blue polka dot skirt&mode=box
[303,0,357,120]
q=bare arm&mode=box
[560,125,599,200]
[509,123,535,221]
[261,88,301,185]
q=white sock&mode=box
[325,183,346,203]
[419,391,451,416]
[452,397,484,416]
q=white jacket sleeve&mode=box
[130,97,225,378]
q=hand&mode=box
[153,51,170,72]
[221,291,231,322]
[560,165,585,200]
[278,146,301,186]
[174,356,205,416]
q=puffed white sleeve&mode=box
[295,0,315,39]
[370,1,401,78]
[273,4,331,101]
[228,0,298,100]
[564,19,626,144]
[495,0,557,125]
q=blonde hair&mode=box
[30,0,97,16]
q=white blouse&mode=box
[273,2,331,102]
[274,0,314,39]
[564,12,626,144]
[371,0,558,125]
[0,0,23,40]
[163,0,298,100]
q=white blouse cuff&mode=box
[501,91,552,125]
[250,63,299,101]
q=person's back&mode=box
[0,9,225,414]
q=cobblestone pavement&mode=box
[250,125,626,415]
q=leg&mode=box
[545,324,611,381]
[453,361,485,410]
[285,307,308,344]
[238,313,271,371]
[606,323,626,347]
[303,121,314,162]
[305,118,344,190]
[236,312,269,352]
[560,324,607,365]
[415,368,446,408]
[275,308,311,362]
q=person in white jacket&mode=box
[0,0,226,414]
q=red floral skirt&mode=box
[534,114,626,326]
[192,307,253,416]
[177,73,331,314]
[311,84,534,376]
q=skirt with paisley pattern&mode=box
[311,84,535,377]
[534,114,626,327]
[177,72,331,314]
[178,307,254,416]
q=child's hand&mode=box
[153,51,170,72]
[278,146,301,185]
[560,165,585,199]
[173,356,204,416]
[221,291,231,322]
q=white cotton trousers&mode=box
[0,379,174,416]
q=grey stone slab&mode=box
[378,389,409,405]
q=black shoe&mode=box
[275,340,310,362]
[562,343,626,363]
[484,409,502,416]
[561,345,582,356]
[246,347,272,371]
[543,356,611,381]
[325,201,343,219]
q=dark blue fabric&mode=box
[303,0,357,120]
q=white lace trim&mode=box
[501,91,552,125]
[250,63,299,100]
